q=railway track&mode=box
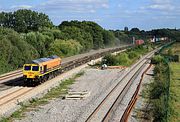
[120,64,152,122]
[0,87,33,107]
[85,48,159,122]
[0,45,131,116]
[0,70,22,83]
[0,45,130,88]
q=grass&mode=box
[163,42,180,122]
[169,63,180,122]
[162,42,180,55]
[0,71,85,122]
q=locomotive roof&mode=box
[32,55,59,64]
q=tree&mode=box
[48,39,83,57]
[0,27,39,74]
[59,25,93,51]
[102,30,116,46]
[0,9,53,32]
[58,20,105,49]
[130,28,140,33]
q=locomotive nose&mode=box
[27,72,35,78]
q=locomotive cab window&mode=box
[32,66,39,71]
[24,66,31,70]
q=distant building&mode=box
[149,36,168,43]
[150,36,155,43]
[124,27,128,32]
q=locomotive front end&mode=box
[23,64,40,80]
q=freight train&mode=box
[23,55,61,83]
[22,45,132,84]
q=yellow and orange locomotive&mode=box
[23,55,61,82]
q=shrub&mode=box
[116,53,130,66]
[103,54,117,65]
[151,55,165,64]
[128,51,139,59]
[150,58,169,122]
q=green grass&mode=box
[0,71,84,122]
[169,62,180,122]
[102,45,154,67]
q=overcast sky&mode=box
[0,0,180,30]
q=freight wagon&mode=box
[135,39,144,45]
[23,55,61,83]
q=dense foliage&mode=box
[58,21,116,49]
[0,28,39,73]
[0,10,118,74]
[0,9,53,32]
[48,39,82,57]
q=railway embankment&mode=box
[130,42,180,122]
[168,43,180,122]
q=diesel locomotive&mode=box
[23,55,61,83]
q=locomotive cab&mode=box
[23,64,40,79]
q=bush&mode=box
[128,51,139,59]
[153,96,167,122]
[116,53,130,66]
[103,54,117,65]
[150,58,169,121]
[102,45,152,66]
[151,55,165,64]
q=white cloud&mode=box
[152,0,170,3]
[143,0,175,11]
[11,5,32,9]
[102,3,109,9]
[38,0,109,13]
[148,4,174,10]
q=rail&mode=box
[86,48,157,122]
[120,64,152,122]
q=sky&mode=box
[0,0,180,30]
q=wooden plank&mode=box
[64,91,90,100]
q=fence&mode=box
[156,41,175,122]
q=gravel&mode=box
[109,63,150,122]
[14,67,125,122]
